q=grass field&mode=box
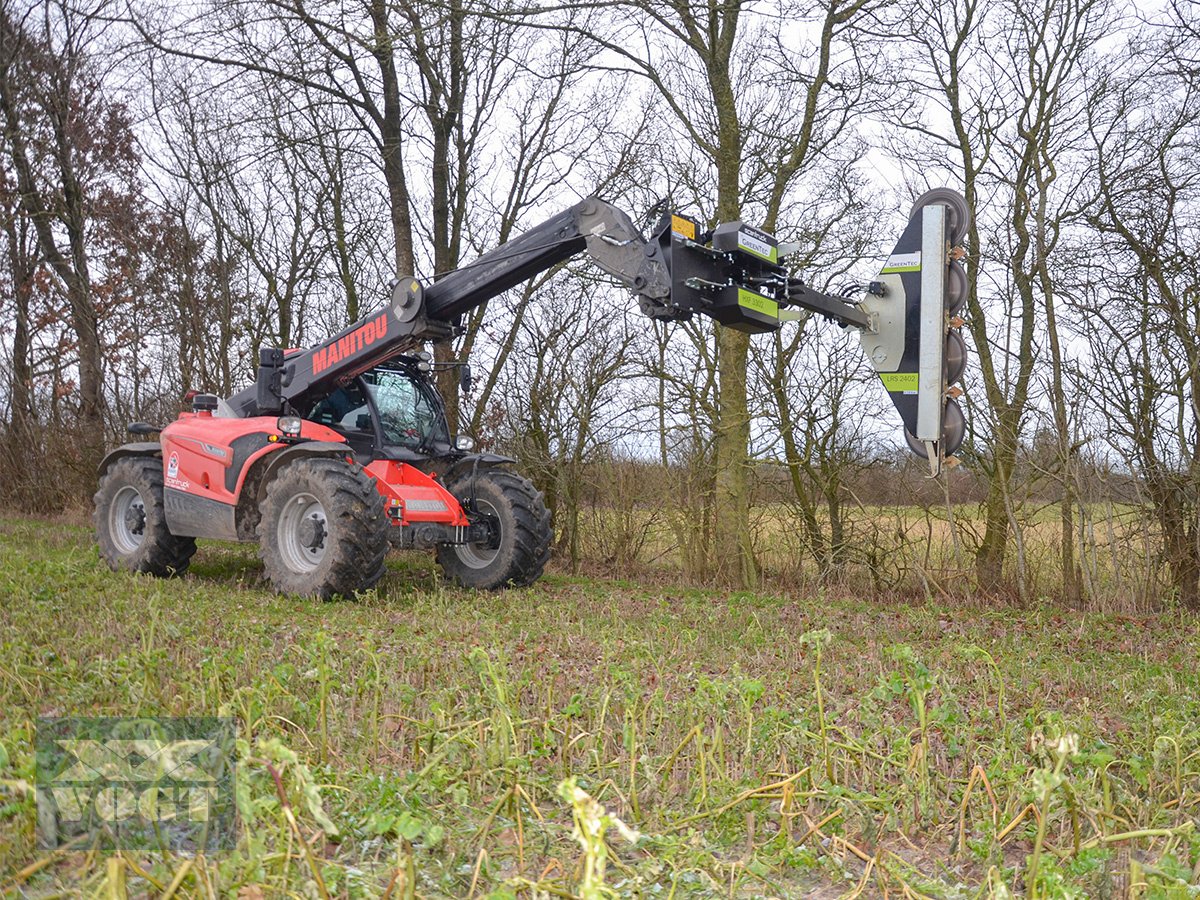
[1,516,1198,898]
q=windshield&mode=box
[362,369,449,450]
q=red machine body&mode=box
[155,409,468,542]
[159,412,339,504]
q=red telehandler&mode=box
[95,191,971,597]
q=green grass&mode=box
[1,516,1198,897]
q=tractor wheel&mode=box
[258,457,389,599]
[95,456,197,577]
[437,469,552,590]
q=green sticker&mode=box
[880,371,919,392]
[738,289,778,318]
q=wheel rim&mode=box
[455,499,501,569]
[109,486,146,555]
[277,492,328,573]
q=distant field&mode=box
[1,516,1198,897]
[576,499,1163,609]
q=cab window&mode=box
[307,382,373,435]
[362,369,448,450]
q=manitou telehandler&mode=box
[94,190,971,598]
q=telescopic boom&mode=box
[233,192,970,471]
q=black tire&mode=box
[436,469,552,590]
[94,456,197,577]
[257,457,389,599]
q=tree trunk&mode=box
[976,465,1011,590]
[1042,252,1079,602]
[713,324,757,586]
[710,52,757,588]
[4,215,34,444]
[369,0,414,276]
[1150,474,1200,608]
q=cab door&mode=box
[304,379,380,460]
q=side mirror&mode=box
[255,347,285,414]
[459,363,473,395]
[454,434,475,452]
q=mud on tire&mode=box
[437,468,552,590]
[258,457,389,599]
[94,456,197,577]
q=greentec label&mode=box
[880,371,919,392]
[738,289,778,318]
[738,231,778,262]
[881,251,921,274]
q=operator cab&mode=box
[304,360,451,463]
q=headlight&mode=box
[277,415,302,437]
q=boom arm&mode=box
[424,199,671,320]
[230,198,679,417]
[233,192,970,470]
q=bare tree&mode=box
[0,0,130,469]
[535,0,888,587]
[766,323,882,580]
[139,0,612,433]
[894,0,1107,595]
[492,276,640,570]
[1083,13,1200,606]
[0,167,38,452]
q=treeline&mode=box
[0,0,1197,607]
